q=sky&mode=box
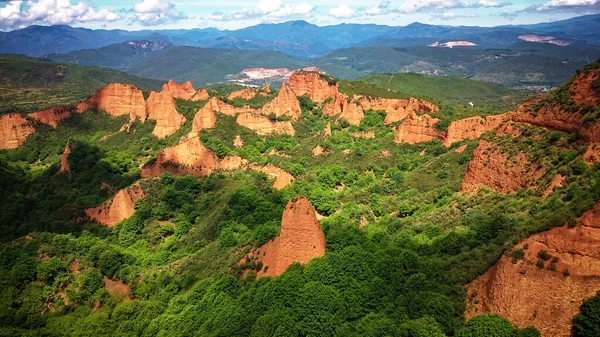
[1,0,600,31]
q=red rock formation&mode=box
[202,96,255,116]
[59,142,71,174]
[191,102,217,134]
[249,164,295,190]
[289,71,339,103]
[323,92,364,126]
[77,83,147,121]
[28,106,74,128]
[395,112,443,144]
[312,145,326,157]
[461,140,546,194]
[261,82,302,120]
[141,136,221,178]
[324,122,332,138]
[466,202,600,337]
[444,113,510,146]
[352,131,375,139]
[85,182,145,227]
[234,135,244,148]
[146,85,187,138]
[228,88,259,100]
[358,96,440,124]
[237,112,295,136]
[191,88,210,101]
[166,79,197,100]
[0,114,36,149]
[584,143,600,166]
[241,197,326,278]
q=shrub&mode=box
[537,250,552,261]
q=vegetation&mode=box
[574,291,600,337]
[0,55,163,114]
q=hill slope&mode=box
[0,54,164,114]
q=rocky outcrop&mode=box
[261,82,302,120]
[77,83,147,122]
[249,164,295,190]
[202,96,254,116]
[146,85,187,138]
[192,88,210,101]
[542,174,565,199]
[166,79,197,100]
[241,197,326,278]
[359,96,440,124]
[323,92,364,126]
[228,88,259,100]
[85,182,145,227]
[237,113,295,136]
[444,113,510,147]
[461,140,546,194]
[0,114,36,149]
[234,135,244,148]
[191,101,217,134]
[289,71,339,103]
[324,122,332,138]
[352,131,375,139]
[584,143,600,165]
[29,106,74,128]
[59,142,71,174]
[142,136,293,189]
[395,112,443,144]
[466,202,600,337]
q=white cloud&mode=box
[206,0,314,22]
[329,4,355,18]
[365,1,392,15]
[0,0,121,31]
[398,0,467,13]
[534,0,598,11]
[132,0,186,25]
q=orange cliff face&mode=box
[322,92,364,126]
[359,96,440,125]
[28,106,74,128]
[444,113,510,147]
[146,85,186,138]
[249,163,295,190]
[191,102,217,134]
[228,88,260,100]
[461,140,545,194]
[260,82,302,120]
[237,112,295,136]
[0,114,36,150]
[466,202,600,337]
[240,197,326,278]
[289,71,339,103]
[77,83,147,122]
[85,182,145,227]
[192,88,210,101]
[166,79,197,100]
[395,111,443,144]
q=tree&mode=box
[456,314,518,337]
[574,291,600,337]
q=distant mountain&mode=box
[3,15,599,58]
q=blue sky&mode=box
[1,0,600,31]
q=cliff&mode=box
[0,114,36,149]
[191,102,217,134]
[59,142,71,174]
[237,113,295,136]
[444,113,510,147]
[146,85,186,139]
[289,71,339,103]
[261,82,302,121]
[241,197,326,278]
[76,83,147,122]
[323,92,364,126]
[461,140,545,194]
[28,106,74,128]
[466,202,600,337]
[166,79,197,100]
[85,182,145,227]
[395,112,443,144]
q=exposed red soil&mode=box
[59,142,71,173]
[261,82,302,121]
[395,111,443,144]
[236,112,295,136]
[146,85,187,139]
[77,83,147,121]
[234,135,244,148]
[455,145,468,153]
[85,182,145,227]
[249,163,295,190]
[541,174,565,199]
[289,71,339,103]
[0,114,36,149]
[312,145,327,157]
[192,88,210,101]
[28,106,74,128]
[322,92,364,126]
[103,277,131,299]
[461,140,546,194]
[323,122,332,138]
[228,88,260,100]
[241,197,326,278]
[584,142,600,166]
[191,101,217,134]
[352,131,376,139]
[444,113,510,146]
[466,202,600,337]
[166,79,198,100]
